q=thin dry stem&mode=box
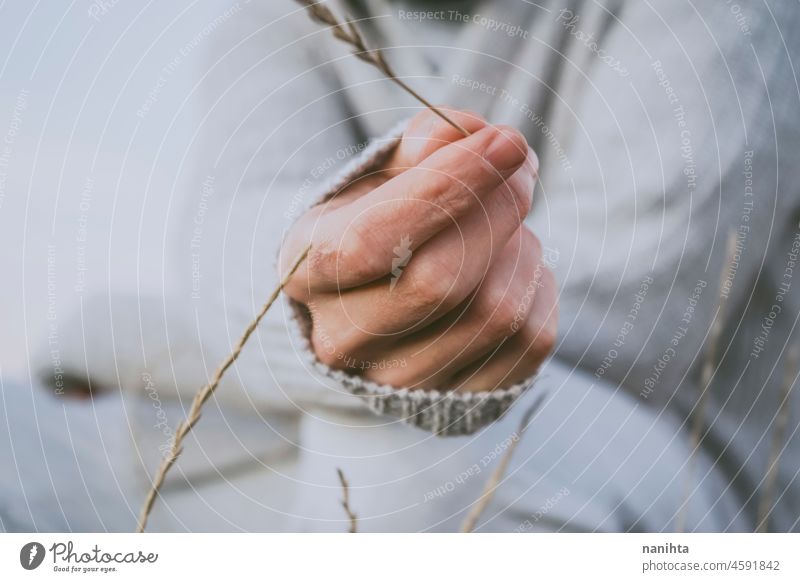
[756,344,799,532]
[295,0,470,137]
[675,232,736,533]
[337,468,358,533]
[136,244,311,532]
[460,393,545,533]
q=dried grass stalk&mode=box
[337,468,358,533]
[756,344,799,532]
[295,0,470,137]
[460,393,545,532]
[675,232,736,532]
[136,244,311,532]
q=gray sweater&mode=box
[281,0,800,526]
[49,0,800,531]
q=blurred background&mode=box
[0,0,304,532]
[1,0,799,533]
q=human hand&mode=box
[281,108,557,392]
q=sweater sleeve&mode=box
[284,121,538,436]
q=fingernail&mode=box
[483,127,527,172]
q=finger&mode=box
[392,157,536,308]
[304,109,489,209]
[449,266,559,393]
[357,228,541,389]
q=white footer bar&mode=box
[1,533,796,581]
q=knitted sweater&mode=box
[44,0,800,529]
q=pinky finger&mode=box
[449,267,559,392]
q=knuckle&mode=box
[495,301,524,338]
[475,282,525,339]
[341,220,388,280]
[409,163,475,212]
[431,172,481,217]
[305,240,340,282]
[309,227,381,286]
[404,256,460,313]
